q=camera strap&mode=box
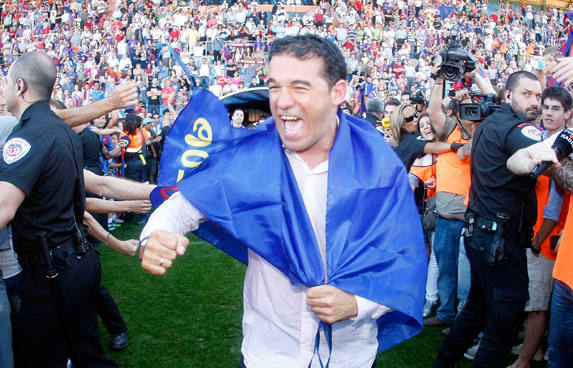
[456,117,472,140]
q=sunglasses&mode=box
[404,112,418,123]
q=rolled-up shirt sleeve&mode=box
[352,295,392,321]
[140,191,206,240]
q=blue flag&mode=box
[153,90,427,351]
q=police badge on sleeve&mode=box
[520,124,542,141]
[3,138,31,164]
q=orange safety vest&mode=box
[436,125,471,197]
[553,195,573,290]
[410,153,437,198]
[533,176,569,260]
[125,129,149,153]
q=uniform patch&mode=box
[3,138,31,164]
[520,125,542,141]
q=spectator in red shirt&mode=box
[160,80,175,117]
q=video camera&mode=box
[459,93,498,122]
[438,30,476,81]
[411,91,426,106]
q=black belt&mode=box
[18,240,85,272]
[124,153,141,160]
[466,212,520,233]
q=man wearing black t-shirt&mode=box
[147,77,161,116]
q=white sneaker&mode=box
[464,342,480,360]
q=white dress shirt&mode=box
[141,150,390,367]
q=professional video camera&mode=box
[438,30,476,81]
[411,91,426,106]
[459,93,498,122]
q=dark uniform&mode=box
[435,103,542,367]
[0,102,116,368]
[77,126,129,347]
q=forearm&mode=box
[535,69,547,92]
[86,198,147,213]
[507,147,537,175]
[533,219,558,248]
[424,141,451,154]
[458,139,472,161]
[84,211,110,244]
[84,171,155,200]
[551,157,573,193]
[428,79,446,133]
[92,127,120,136]
[57,98,117,127]
[471,72,495,95]
[106,146,121,158]
[0,182,25,230]
[84,211,136,256]
[58,82,137,127]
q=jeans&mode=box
[548,279,573,367]
[125,158,147,183]
[0,278,13,368]
[433,217,466,323]
[457,236,470,312]
[434,227,528,368]
[426,231,439,302]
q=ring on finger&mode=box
[159,258,165,266]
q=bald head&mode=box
[9,51,57,101]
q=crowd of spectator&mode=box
[1,0,570,128]
[2,0,573,366]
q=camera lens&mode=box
[441,66,460,81]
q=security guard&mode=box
[434,71,543,367]
[0,52,116,367]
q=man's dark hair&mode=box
[401,91,411,98]
[542,86,573,111]
[367,97,384,114]
[505,71,538,93]
[442,98,460,116]
[10,51,57,100]
[386,98,400,107]
[49,98,66,111]
[125,115,142,135]
[268,34,346,89]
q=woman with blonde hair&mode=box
[391,103,451,170]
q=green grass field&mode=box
[98,222,546,367]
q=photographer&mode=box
[424,48,495,331]
[434,71,544,367]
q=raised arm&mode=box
[57,82,138,127]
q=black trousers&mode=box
[434,228,528,368]
[11,245,117,368]
[97,284,127,336]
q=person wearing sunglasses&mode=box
[390,103,451,171]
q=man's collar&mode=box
[19,101,51,125]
